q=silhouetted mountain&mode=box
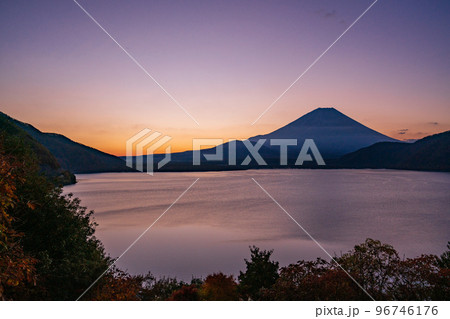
[0,112,75,185]
[251,107,398,159]
[336,131,450,171]
[2,112,133,174]
[143,139,280,171]
[137,107,399,171]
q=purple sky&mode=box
[1,0,449,154]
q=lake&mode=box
[64,169,450,281]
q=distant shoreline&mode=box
[68,167,450,176]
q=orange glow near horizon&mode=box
[5,104,447,157]
[1,1,449,155]
[80,122,448,157]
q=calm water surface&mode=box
[64,169,450,281]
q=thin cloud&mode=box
[315,8,337,19]
[325,9,337,18]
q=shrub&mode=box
[200,273,238,301]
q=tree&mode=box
[263,239,450,301]
[88,268,154,301]
[168,285,199,301]
[0,149,36,300]
[437,242,450,269]
[395,255,449,300]
[1,130,109,300]
[263,258,359,301]
[238,246,279,300]
[140,276,185,301]
[200,273,238,301]
[334,238,400,300]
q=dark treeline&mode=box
[75,240,449,301]
[0,129,449,301]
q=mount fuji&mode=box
[250,107,398,159]
[147,107,399,170]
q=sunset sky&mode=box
[1,0,449,155]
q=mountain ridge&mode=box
[250,107,398,159]
[1,112,133,174]
[3,108,448,173]
[0,112,76,185]
[336,130,450,171]
[138,107,403,171]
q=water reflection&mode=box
[64,169,450,281]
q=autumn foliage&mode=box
[0,132,108,300]
[102,240,448,301]
[0,150,36,300]
[199,273,238,301]
[260,239,449,301]
[0,128,448,301]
